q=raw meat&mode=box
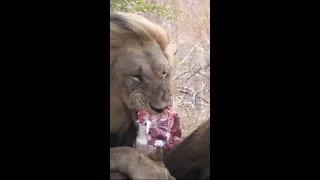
[135,106,181,155]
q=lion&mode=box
[110,12,177,179]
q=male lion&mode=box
[110,12,177,179]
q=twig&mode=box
[174,71,190,80]
[193,84,206,104]
[178,86,194,95]
[177,35,193,44]
[179,39,204,65]
[195,72,210,80]
[201,30,210,44]
[124,0,136,13]
[182,67,202,85]
[178,87,209,105]
[178,89,190,95]
[173,48,179,55]
[174,63,196,80]
[196,94,209,104]
[204,63,210,69]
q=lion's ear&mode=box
[166,43,178,56]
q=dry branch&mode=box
[174,63,196,80]
[124,0,136,13]
[179,39,205,65]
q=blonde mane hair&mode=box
[110,12,175,67]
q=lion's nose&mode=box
[149,103,167,113]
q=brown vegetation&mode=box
[143,0,210,138]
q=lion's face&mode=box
[111,40,174,119]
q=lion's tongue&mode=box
[136,107,181,150]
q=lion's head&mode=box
[110,12,177,132]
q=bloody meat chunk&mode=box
[135,106,182,151]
